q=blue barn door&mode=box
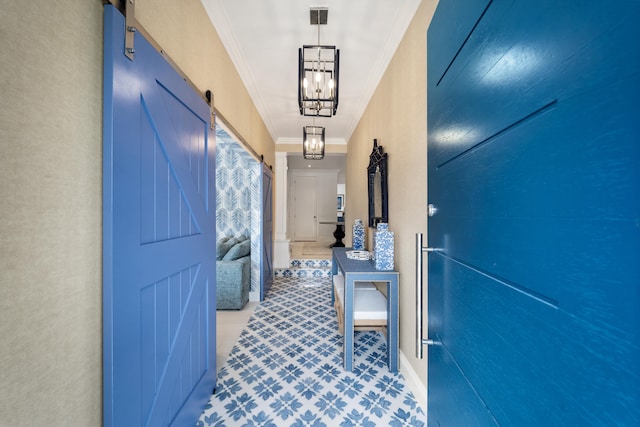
[427,1,639,425]
[103,6,216,426]
[260,164,273,300]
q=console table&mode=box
[331,247,399,372]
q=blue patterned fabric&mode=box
[216,127,261,297]
[198,276,425,426]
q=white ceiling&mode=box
[200,0,421,148]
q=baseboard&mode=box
[273,239,290,268]
[400,350,427,414]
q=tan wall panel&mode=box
[0,1,103,424]
[345,0,439,399]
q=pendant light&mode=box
[302,124,325,160]
[298,7,339,117]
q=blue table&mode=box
[331,247,399,372]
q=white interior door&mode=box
[293,175,317,241]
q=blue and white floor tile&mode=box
[273,259,333,279]
[198,276,425,426]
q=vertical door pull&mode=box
[416,233,427,358]
[416,233,441,359]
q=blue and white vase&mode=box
[353,219,365,250]
[374,223,394,270]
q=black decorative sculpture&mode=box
[367,139,388,227]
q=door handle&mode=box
[415,233,439,359]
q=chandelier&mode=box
[298,7,339,117]
[302,125,325,160]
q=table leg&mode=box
[387,279,399,372]
[344,276,354,371]
[331,253,338,306]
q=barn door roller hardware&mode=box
[205,90,215,130]
[102,1,136,59]
[124,0,136,60]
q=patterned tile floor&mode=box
[197,276,425,426]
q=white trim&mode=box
[249,290,260,302]
[273,152,291,268]
[274,152,288,239]
[273,239,291,269]
[276,136,346,145]
[202,2,277,141]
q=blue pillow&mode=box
[216,237,238,260]
[216,236,231,246]
[222,239,251,261]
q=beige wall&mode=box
[136,0,275,166]
[0,1,104,424]
[345,0,438,399]
[0,0,274,425]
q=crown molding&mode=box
[276,137,346,145]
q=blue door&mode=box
[260,164,273,300]
[427,1,639,425]
[103,6,216,426]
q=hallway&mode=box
[200,248,425,426]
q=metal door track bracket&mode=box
[125,0,136,60]
[205,90,215,130]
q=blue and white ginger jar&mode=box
[353,219,365,250]
[374,222,394,270]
